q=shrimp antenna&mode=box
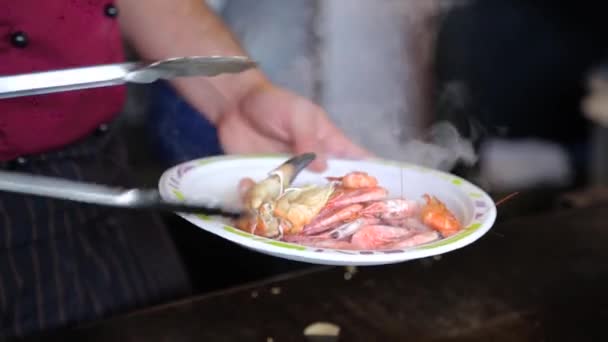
[495,192,520,207]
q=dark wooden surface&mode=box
[28,203,608,341]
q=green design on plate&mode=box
[223,225,253,238]
[173,190,186,201]
[451,178,463,186]
[197,159,216,166]
[417,223,483,249]
[468,192,483,198]
[196,214,211,221]
[264,241,307,251]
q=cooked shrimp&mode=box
[420,194,462,237]
[282,236,357,250]
[382,217,433,233]
[350,225,415,249]
[327,171,378,189]
[318,217,380,240]
[326,187,388,208]
[384,231,440,249]
[360,198,419,220]
[234,164,462,251]
[302,203,364,235]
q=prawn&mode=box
[360,198,419,220]
[350,225,416,249]
[420,194,461,237]
[384,231,440,249]
[234,161,463,251]
[302,203,364,235]
[326,187,388,208]
[326,171,378,189]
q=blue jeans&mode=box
[146,81,224,167]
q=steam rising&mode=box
[399,121,478,172]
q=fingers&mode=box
[290,108,375,172]
[292,130,375,172]
[318,122,376,160]
[328,137,375,159]
[292,140,327,172]
[217,110,291,154]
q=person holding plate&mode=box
[0,0,370,338]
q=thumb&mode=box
[290,113,375,172]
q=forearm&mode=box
[116,0,269,123]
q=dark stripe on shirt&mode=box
[0,124,190,338]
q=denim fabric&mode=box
[146,81,224,167]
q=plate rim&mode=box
[158,153,497,265]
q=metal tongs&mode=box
[0,170,243,217]
[0,153,316,218]
[0,55,257,99]
[0,55,258,217]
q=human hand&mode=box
[117,0,371,171]
[216,83,373,171]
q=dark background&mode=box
[435,0,608,185]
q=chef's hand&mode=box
[216,82,373,171]
[116,0,371,171]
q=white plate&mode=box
[158,154,497,266]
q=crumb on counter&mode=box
[303,322,341,337]
[344,265,358,280]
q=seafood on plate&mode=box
[233,153,462,250]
